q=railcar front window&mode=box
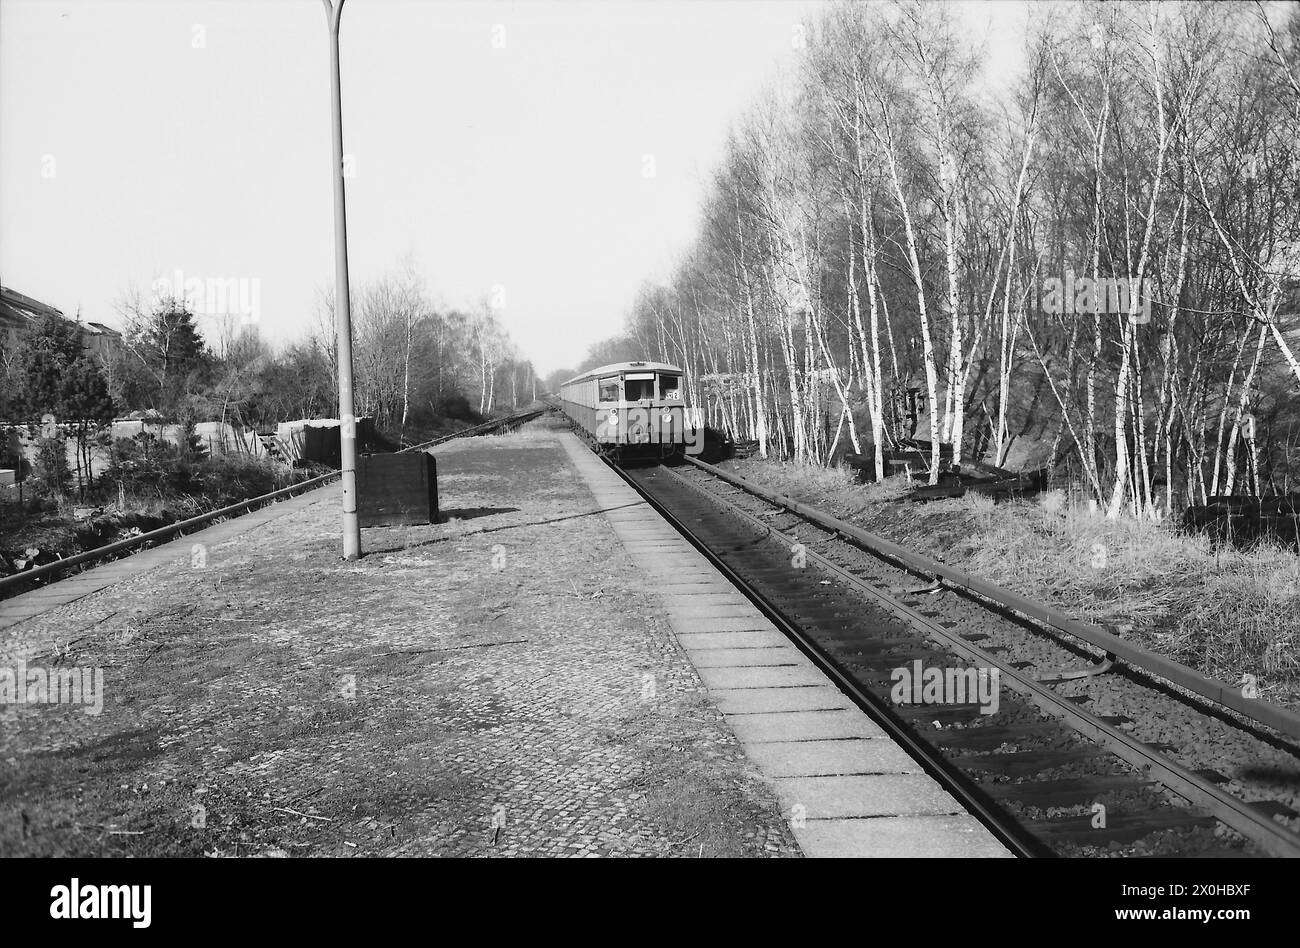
[598,377,620,402]
[624,378,654,401]
[660,375,681,400]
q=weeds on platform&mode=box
[486,426,549,447]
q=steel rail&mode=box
[683,455,1300,743]
[400,408,546,452]
[605,458,1048,858]
[0,408,548,596]
[662,462,1300,858]
[0,471,338,595]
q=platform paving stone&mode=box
[689,647,803,668]
[665,607,760,621]
[772,774,963,819]
[572,434,1013,858]
[668,616,776,634]
[745,739,918,777]
[664,599,754,612]
[792,816,1014,859]
[654,583,727,595]
[640,567,718,579]
[641,574,717,589]
[712,686,854,714]
[674,630,792,651]
[725,709,889,743]
[0,424,800,859]
[696,665,830,690]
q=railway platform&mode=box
[562,435,1009,858]
[0,421,1006,857]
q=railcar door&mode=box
[596,375,621,444]
[621,372,655,447]
[656,372,683,448]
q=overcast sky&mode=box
[1,0,1028,376]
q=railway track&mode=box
[0,407,547,599]
[398,408,545,451]
[609,454,1300,858]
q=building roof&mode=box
[0,285,63,330]
[0,285,121,340]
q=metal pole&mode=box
[324,0,360,559]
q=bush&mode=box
[193,453,283,504]
[439,393,482,423]
[32,434,71,497]
[106,433,181,498]
[105,431,298,507]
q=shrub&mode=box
[32,434,71,497]
[440,393,482,423]
[105,432,198,497]
[193,453,283,504]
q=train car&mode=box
[559,361,700,462]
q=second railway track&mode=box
[0,407,546,600]
[611,453,1300,858]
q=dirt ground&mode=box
[0,427,799,857]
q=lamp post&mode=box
[323,0,361,559]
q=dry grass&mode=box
[727,458,1300,706]
[484,426,553,447]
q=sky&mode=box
[1,0,1029,376]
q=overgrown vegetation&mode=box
[583,0,1300,522]
[727,456,1300,706]
[0,431,326,576]
[0,264,540,571]
[102,264,537,439]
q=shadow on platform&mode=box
[366,501,646,555]
[437,506,520,523]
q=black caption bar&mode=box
[0,857,1288,935]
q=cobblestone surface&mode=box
[0,424,800,857]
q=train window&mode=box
[624,377,654,401]
[598,377,620,402]
[660,375,681,400]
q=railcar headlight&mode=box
[607,409,618,425]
